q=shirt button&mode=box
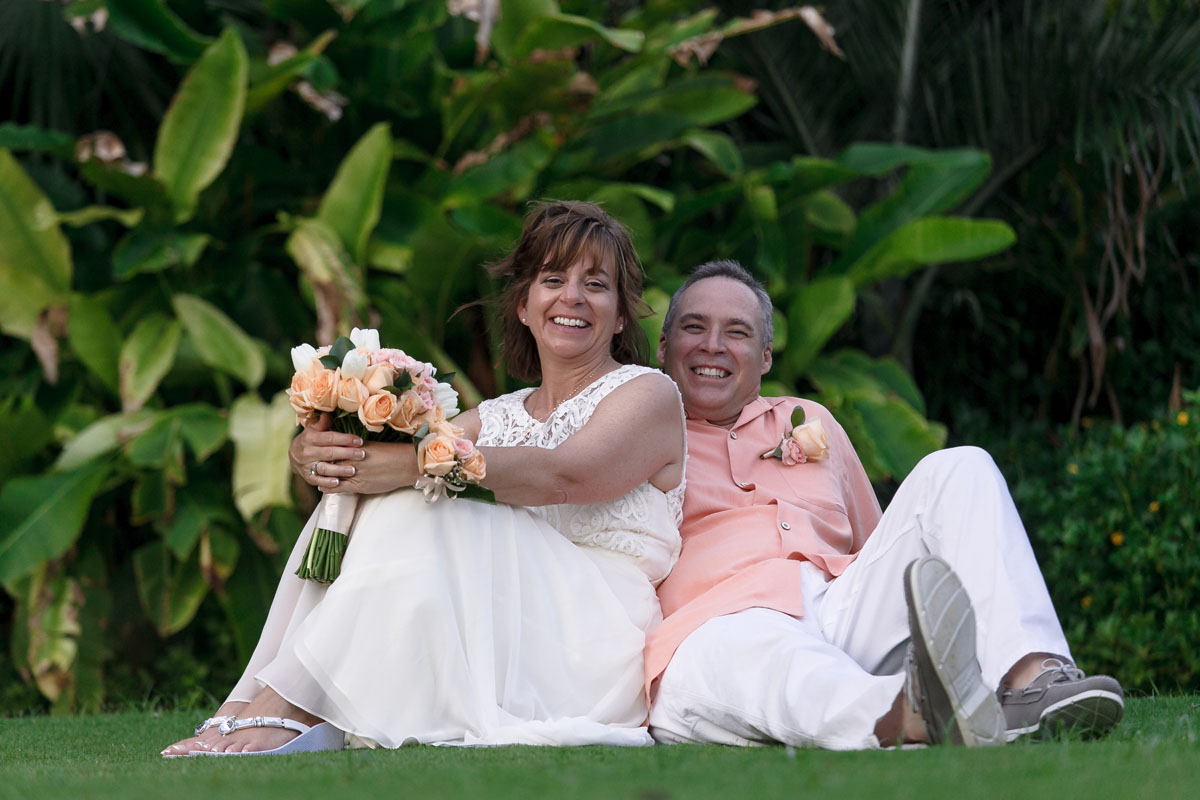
[730,431,738,439]
[781,522,791,530]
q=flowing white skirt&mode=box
[227,489,658,747]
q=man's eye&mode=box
[683,324,703,332]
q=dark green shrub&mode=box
[1003,391,1200,693]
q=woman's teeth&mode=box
[552,317,589,328]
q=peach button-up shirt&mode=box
[644,396,882,697]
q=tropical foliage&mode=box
[3,0,1017,711]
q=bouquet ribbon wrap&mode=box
[295,493,360,583]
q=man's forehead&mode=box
[677,278,760,326]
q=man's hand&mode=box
[289,412,365,491]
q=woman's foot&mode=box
[160,701,248,757]
[206,687,325,753]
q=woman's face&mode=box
[518,254,623,365]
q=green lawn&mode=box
[1,698,1197,799]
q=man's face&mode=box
[658,276,772,427]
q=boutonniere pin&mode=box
[761,406,830,465]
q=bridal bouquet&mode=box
[287,327,487,583]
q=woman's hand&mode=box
[321,441,420,495]
[289,412,365,491]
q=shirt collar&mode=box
[686,395,782,431]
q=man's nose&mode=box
[700,328,724,351]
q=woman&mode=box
[161,201,686,755]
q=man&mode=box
[647,259,1123,749]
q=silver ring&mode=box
[310,462,318,477]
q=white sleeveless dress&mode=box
[226,364,683,747]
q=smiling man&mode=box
[647,259,1123,749]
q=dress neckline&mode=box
[514,363,638,426]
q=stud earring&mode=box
[521,317,527,323]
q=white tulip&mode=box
[349,327,380,352]
[290,343,318,374]
[433,382,460,416]
[341,349,369,380]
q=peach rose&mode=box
[362,363,396,393]
[790,418,829,462]
[431,418,466,439]
[459,450,486,483]
[336,375,370,413]
[358,391,398,433]
[309,367,338,413]
[389,390,429,434]
[418,434,457,477]
[288,369,315,417]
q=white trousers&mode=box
[648,446,1071,750]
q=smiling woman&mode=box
[160,201,687,757]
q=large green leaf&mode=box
[119,314,182,412]
[491,0,561,63]
[514,13,645,58]
[53,410,158,472]
[0,396,51,486]
[0,149,72,339]
[0,123,74,156]
[67,294,122,394]
[112,226,210,280]
[229,392,296,520]
[152,29,248,222]
[245,31,336,113]
[105,0,211,61]
[555,112,695,174]
[829,146,992,273]
[315,122,392,263]
[132,541,208,637]
[589,76,756,127]
[443,132,556,208]
[57,206,144,229]
[0,462,110,584]
[785,277,857,375]
[682,130,744,177]
[18,567,82,706]
[807,351,946,481]
[843,217,1016,287]
[172,294,266,389]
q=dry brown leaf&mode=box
[31,307,67,385]
[75,131,126,164]
[670,6,844,67]
[452,112,552,175]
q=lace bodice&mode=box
[476,364,685,584]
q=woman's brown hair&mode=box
[487,201,650,381]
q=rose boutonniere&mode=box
[761,406,830,465]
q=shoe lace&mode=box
[1037,657,1084,684]
[903,643,922,713]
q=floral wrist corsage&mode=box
[761,406,830,465]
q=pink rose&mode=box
[453,437,475,459]
[780,439,806,466]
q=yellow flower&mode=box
[1081,595,1093,609]
[1110,531,1125,547]
[1178,411,1189,426]
[1067,463,1079,475]
[1149,501,1161,513]
[1081,416,1093,429]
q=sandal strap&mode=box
[194,715,237,736]
[217,716,315,736]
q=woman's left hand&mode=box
[321,441,421,495]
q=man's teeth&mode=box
[694,367,730,378]
[552,317,589,328]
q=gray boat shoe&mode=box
[1000,658,1124,741]
[903,555,1006,747]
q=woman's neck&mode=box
[528,356,617,420]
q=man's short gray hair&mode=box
[662,260,774,346]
